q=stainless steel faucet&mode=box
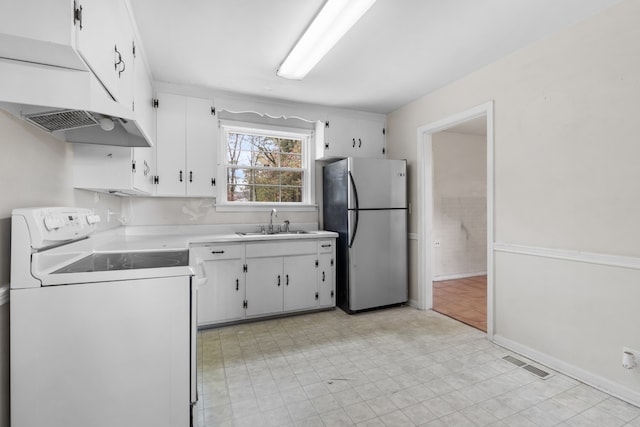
[268,208,277,233]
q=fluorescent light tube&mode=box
[277,0,376,80]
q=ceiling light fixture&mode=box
[277,0,376,80]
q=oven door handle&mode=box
[194,258,208,287]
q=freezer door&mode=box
[348,158,406,209]
[348,209,408,311]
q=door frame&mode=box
[416,101,495,338]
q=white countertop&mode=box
[91,224,338,253]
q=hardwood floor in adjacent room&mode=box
[433,275,487,332]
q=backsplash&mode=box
[121,197,319,226]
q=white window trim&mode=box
[215,120,316,212]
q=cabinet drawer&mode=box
[246,240,316,258]
[191,244,243,261]
[319,240,334,253]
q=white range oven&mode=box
[10,207,198,427]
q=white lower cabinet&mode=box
[283,255,319,311]
[194,238,335,327]
[245,257,283,317]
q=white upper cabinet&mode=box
[0,0,135,109]
[316,113,386,160]
[155,93,218,197]
[73,144,155,195]
[132,35,156,146]
[74,0,133,108]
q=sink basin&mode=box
[236,230,310,237]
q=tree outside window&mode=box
[225,129,306,203]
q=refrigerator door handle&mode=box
[348,171,359,248]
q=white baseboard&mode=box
[493,334,640,408]
[433,271,487,281]
[407,299,420,309]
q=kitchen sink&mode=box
[236,230,310,237]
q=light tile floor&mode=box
[433,276,487,332]
[197,307,640,426]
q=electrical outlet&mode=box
[434,239,441,247]
[623,347,639,369]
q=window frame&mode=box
[216,120,316,211]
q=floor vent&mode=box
[502,355,527,367]
[522,364,552,379]
[502,355,553,379]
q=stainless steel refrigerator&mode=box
[323,158,408,313]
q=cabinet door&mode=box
[318,253,335,307]
[356,118,386,158]
[156,93,187,196]
[132,36,155,145]
[245,257,283,317]
[132,147,155,194]
[323,115,353,158]
[75,0,129,103]
[198,258,245,326]
[283,255,318,312]
[186,97,217,197]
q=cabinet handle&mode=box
[143,161,150,176]
[211,178,216,187]
[179,170,183,182]
[321,244,331,248]
[211,250,224,254]
[286,274,289,286]
[236,279,239,291]
[277,275,281,287]
[352,138,356,148]
[322,271,325,282]
[114,45,126,77]
[118,58,126,77]
[114,45,122,71]
[189,171,193,182]
[358,138,362,148]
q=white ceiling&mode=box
[130,0,622,114]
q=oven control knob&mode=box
[44,217,64,231]
[86,214,101,225]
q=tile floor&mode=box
[433,276,487,332]
[197,307,640,426]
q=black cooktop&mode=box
[53,250,189,274]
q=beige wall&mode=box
[432,131,487,278]
[387,0,640,403]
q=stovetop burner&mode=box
[53,250,189,274]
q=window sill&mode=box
[214,203,318,213]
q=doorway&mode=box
[416,102,495,337]
[431,119,487,331]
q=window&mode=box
[219,122,314,208]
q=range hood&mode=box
[0,58,152,147]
